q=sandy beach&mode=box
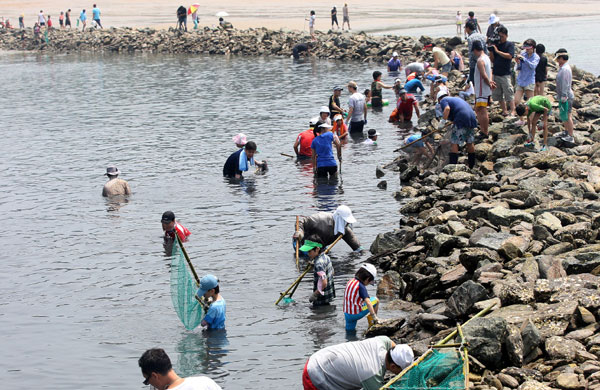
[3,0,600,33]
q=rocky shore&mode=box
[4,24,600,390]
[368,57,600,390]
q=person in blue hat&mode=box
[196,275,226,330]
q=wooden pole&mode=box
[275,234,344,305]
[281,153,295,158]
[176,233,200,285]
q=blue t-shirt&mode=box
[311,132,337,168]
[92,7,100,19]
[204,298,226,329]
[80,11,87,21]
[439,97,478,129]
[405,79,425,93]
[388,58,402,71]
[358,281,369,299]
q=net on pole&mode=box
[170,239,204,330]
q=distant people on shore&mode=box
[102,166,131,197]
[79,9,87,31]
[92,4,102,28]
[176,5,187,31]
[65,9,72,28]
[488,26,515,116]
[342,3,350,31]
[47,15,53,29]
[19,14,24,29]
[139,348,222,390]
[59,12,64,28]
[38,10,46,26]
[555,48,575,143]
[292,42,312,59]
[535,44,548,96]
[307,10,316,40]
[331,6,339,30]
[455,11,462,36]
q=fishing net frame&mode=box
[170,237,205,330]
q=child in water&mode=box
[343,263,379,331]
[196,274,226,330]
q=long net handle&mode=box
[176,233,200,285]
[295,216,300,271]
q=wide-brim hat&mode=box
[105,166,120,176]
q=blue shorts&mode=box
[344,297,379,330]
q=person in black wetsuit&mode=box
[293,42,312,59]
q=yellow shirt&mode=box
[433,47,450,66]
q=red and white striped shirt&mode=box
[343,278,366,315]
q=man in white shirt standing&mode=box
[139,348,222,390]
[342,3,350,31]
[38,10,46,26]
[345,81,367,134]
[472,40,495,141]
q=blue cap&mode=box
[196,274,219,297]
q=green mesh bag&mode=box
[170,239,204,330]
[388,349,466,390]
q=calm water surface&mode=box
[0,52,418,389]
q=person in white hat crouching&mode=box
[302,338,414,390]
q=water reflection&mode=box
[307,304,338,348]
[312,176,341,212]
[104,195,129,213]
[175,330,230,378]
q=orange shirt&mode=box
[297,129,315,157]
[333,121,348,138]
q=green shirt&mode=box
[526,95,552,116]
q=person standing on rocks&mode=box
[534,44,548,97]
[465,20,488,84]
[102,166,131,197]
[59,12,64,29]
[472,40,495,142]
[19,14,25,29]
[176,5,187,32]
[465,11,481,34]
[331,6,339,30]
[342,3,350,31]
[92,4,102,28]
[38,10,46,26]
[437,92,478,168]
[555,48,575,144]
[345,81,367,134]
[514,39,540,117]
[307,10,316,40]
[79,9,87,31]
[65,9,71,29]
[489,26,515,116]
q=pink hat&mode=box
[232,133,247,146]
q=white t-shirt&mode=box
[348,92,366,122]
[474,53,492,98]
[309,15,315,28]
[307,336,393,390]
[171,377,222,390]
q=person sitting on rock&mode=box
[218,17,233,29]
[102,166,131,197]
[293,205,362,253]
[437,91,478,168]
[516,95,552,152]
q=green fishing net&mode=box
[388,349,466,390]
[170,239,204,330]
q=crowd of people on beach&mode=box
[84,6,577,390]
[1,5,104,34]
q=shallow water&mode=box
[0,52,419,389]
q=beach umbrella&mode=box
[188,4,200,15]
[215,11,229,17]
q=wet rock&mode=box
[517,380,551,390]
[377,270,405,298]
[463,317,509,369]
[370,228,416,254]
[446,280,488,318]
[432,233,469,256]
[499,236,531,260]
[403,272,440,302]
[520,319,542,359]
[376,165,385,178]
[377,180,387,189]
[364,318,405,337]
[498,373,520,388]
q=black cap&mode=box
[161,211,175,223]
[471,40,484,52]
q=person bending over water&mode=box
[293,205,362,252]
[223,141,266,179]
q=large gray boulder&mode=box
[488,206,534,227]
[370,228,416,254]
[460,247,502,272]
[463,317,509,369]
[446,280,488,318]
[545,336,586,361]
